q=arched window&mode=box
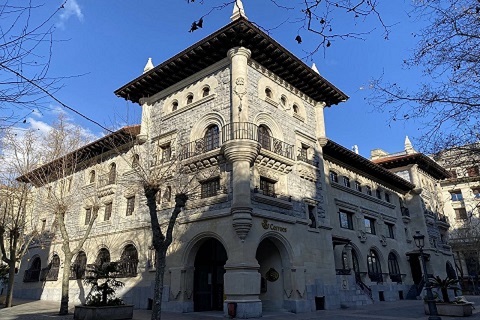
[204,125,219,151]
[265,88,272,98]
[24,256,41,282]
[293,104,299,114]
[172,101,178,111]
[119,244,139,277]
[202,86,210,97]
[89,170,96,183]
[72,251,87,279]
[132,154,140,168]
[156,190,162,204]
[186,94,194,104]
[96,248,110,267]
[280,95,287,106]
[108,163,116,184]
[367,250,383,282]
[258,125,271,150]
[388,252,401,282]
[352,250,359,274]
[41,254,61,281]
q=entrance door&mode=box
[409,254,422,284]
[194,238,227,311]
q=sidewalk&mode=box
[1,296,480,320]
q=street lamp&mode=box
[413,231,441,320]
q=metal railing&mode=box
[40,267,59,281]
[259,134,295,159]
[389,273,402,283]
[85,260,138,279]
[222,122,258,142]
[401,207,410,217]
[368,272,383,283]
[297,155,316,166]
[355,273,373,301]
[179,137,220,160]
[98,173,117,187]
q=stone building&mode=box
[14,2,455,318]
[434,144,480,292]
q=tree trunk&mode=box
[5,260,16,307]
[59,256,72,315]
[151,250,166,320]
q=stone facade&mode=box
[15,10,455,318]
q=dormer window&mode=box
[202,86,210,97]
[186,94,193,104]
[265,88,272,98]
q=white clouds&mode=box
[28,118,53,135]
[57,0,84,29]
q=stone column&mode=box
[344,244,353,270]
[221,46,262,318]
[138,99,151,144]
[314,101,327,139]
[228,47,250,123]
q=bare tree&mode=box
[187,0,389,55]
[0,1,68,129]
[0,128,44,307]
[110,133,219,320]
[371,0,480,154]
[17,116,99,315]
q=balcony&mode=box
[368,272,383,283]
[179,137,220,161]
[23,269,40,282]
[336,268,352,275]
[97,173,117,197]
[178,137,224,173]
[222,122,258,143]
[40,267,59,281]
[389,273,403,283]
[297,155,317,166]
[436,213,450,229]
[85,259,138,279]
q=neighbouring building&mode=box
[14,2,455,317]
[434,143,480,293]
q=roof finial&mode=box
[143,57,154,74]
[405,136,415,154]
[231,0,247,21]
[311,62,320,74]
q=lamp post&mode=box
[413,231,441,320]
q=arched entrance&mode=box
[256,238,284,311]
[193,238,227,312]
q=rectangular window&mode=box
[161,143,172,162]
[448,170,457,179]
[339,210,354,230]
[455,208,468,220]
[104,202,112,221]
[308,205,316,228]
[364,217,376,234]
[260,177,276,197]
[386,223,394,239]
[126,196,135,216]
[366,186,372,196]
[450,190,463,201]
[201,178,220,199]
[330,171,338,183]
[343,176,351,188]
[385,193,391,203]
[376,189,382,200]
[355,181,362,192]
[41,219,46,232]
[85,208,92,225]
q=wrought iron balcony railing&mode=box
[259,134,295,160]
[23,269,40,282]
[222,122,258,143]
[389,273,402,283]
[297,155,317,166]
[368,272,383,283]
[98,174,117,187]
[336,268,352,275]
[40,267,59,281]
[85,259,138,279]
[179,136,220,160]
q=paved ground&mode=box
[1,296,480,320]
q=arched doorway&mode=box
[193,238,227,312]
[256,238,284,311]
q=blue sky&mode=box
[13,0,428,158]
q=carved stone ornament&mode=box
[380,235,387,247]
[265,268,280,282]
[358,230,367,243]
[257,167,279,181]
